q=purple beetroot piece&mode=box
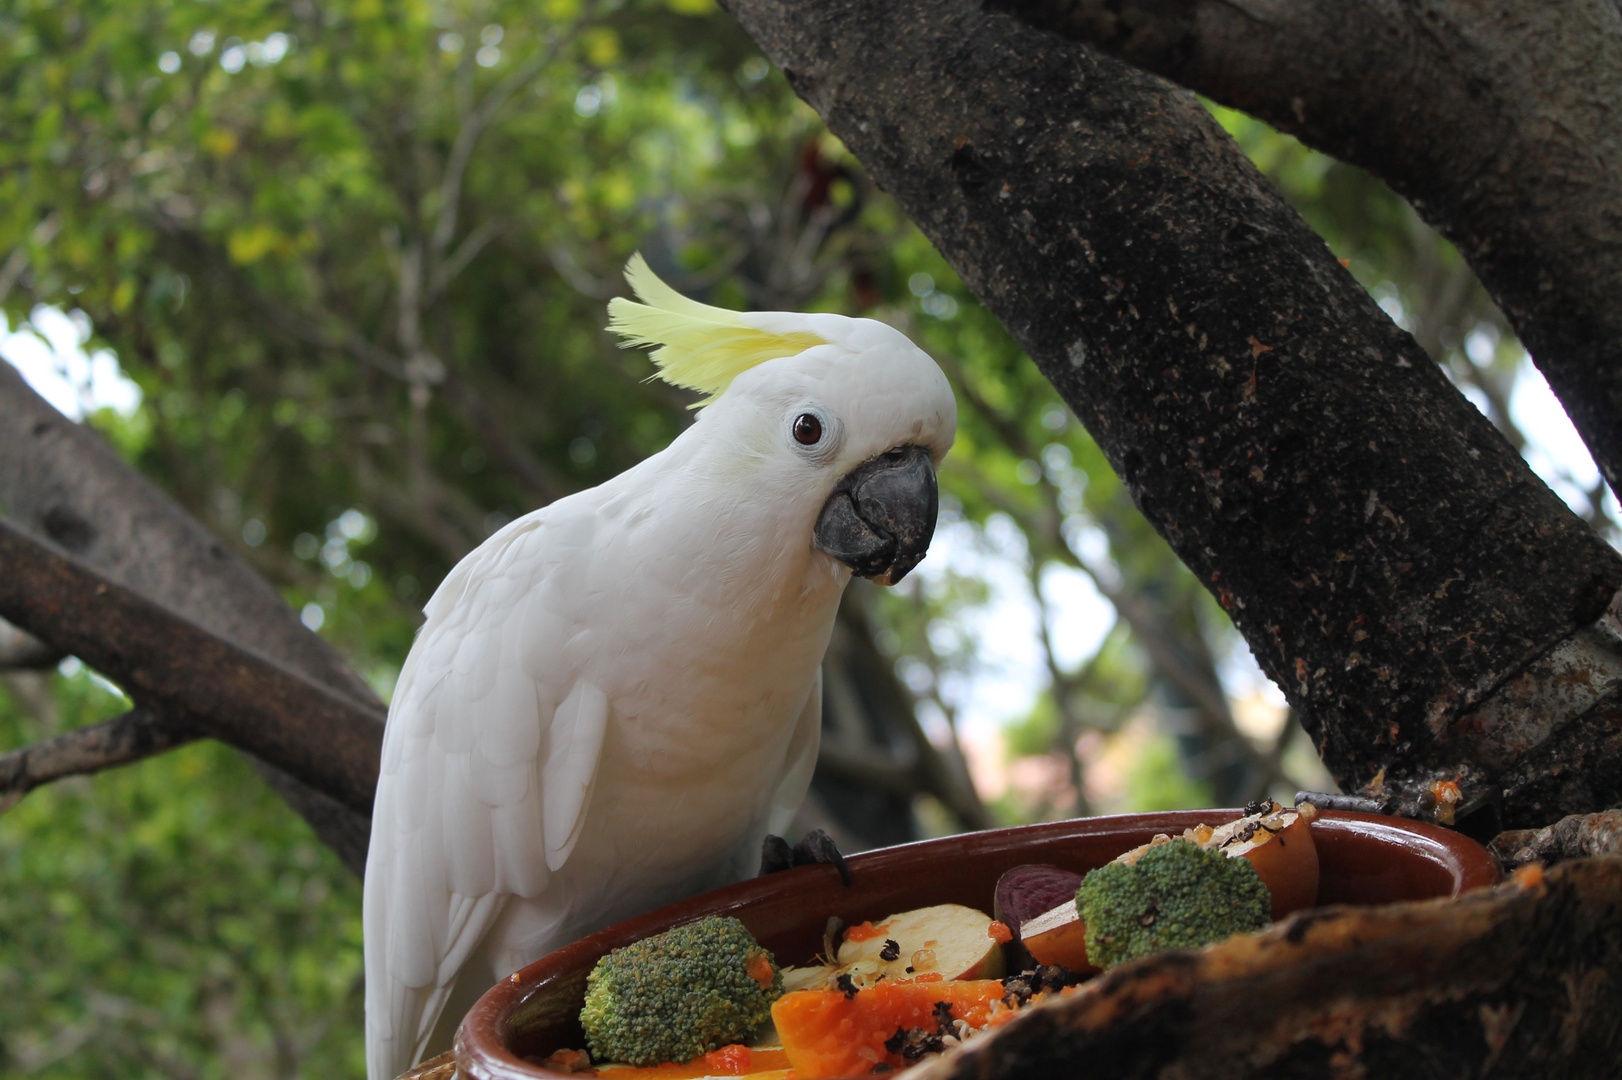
[993,863,1084,938]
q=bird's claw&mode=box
[759,828,852,887]
[760,834,795,876]
[794,828,852,887]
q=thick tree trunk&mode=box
[719,0,1622,830]
[993,0,1622,503]
[0,363,378,872]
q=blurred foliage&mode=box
[0,669,364,1079]
[0,0,1570,1075]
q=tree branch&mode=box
[0,706,197,813]
[933,389,1238,744]
[993,0,1622,501]
[1489,810,1622,870]
[439,367,573,507]
[952,450,1290,799]
[827,592,994,832]
[0,616,60,670]
[428,218,501,299]
[0,361,379,870]
[939,345,1273,800]
[157,224,409,381]
[1028,569,1101,817]
[168,222,573,515]
[0,518,384,816]
[811,741,927,799]
[545,244,622,299]
[429,29,576,280]
[720,0,1622,829]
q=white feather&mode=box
[542,680,608,871]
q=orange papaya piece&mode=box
[771,979,1007,1079]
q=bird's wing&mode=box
[766,669,823,838]
[364,507,610,1080]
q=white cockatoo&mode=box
[362,255,956,1079]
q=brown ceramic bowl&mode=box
[455,810,1500,1080]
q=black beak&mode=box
[813,444,939,585]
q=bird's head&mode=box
[607,254,956,585]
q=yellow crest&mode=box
[606,254,827,407]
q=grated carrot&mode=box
[841,920,891,943]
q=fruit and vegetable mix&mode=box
[542,800,1318,1080]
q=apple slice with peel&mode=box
[782,904,1007,991]
[1206,800,1319,918]
[1016,800,1321,971]
[1017,898,1098,974]
[1114,801,1320,919]
[836,903,1007,984]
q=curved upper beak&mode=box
[813,444,939,586]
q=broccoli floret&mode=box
[1076,839,1271,969]
[579,915,782,1065]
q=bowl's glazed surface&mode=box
[456,810,1501,1080]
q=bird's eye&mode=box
[792,413,823,445]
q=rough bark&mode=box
[993,0,1622,502]
[0,519,384,813]
[913,858,1622,1080]
[0,362,378,871]
[1492,810,1622,871]
[0,706,196,813]
[0,615,58,669]
[719,0,1622,830]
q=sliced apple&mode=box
[779,964,836,993]
[1006,801,1319,973]
[1015,898,1097,974]
[782,904,1007,990]
[836,903,1006,983]
[1112,832,1184,866]
[1107,803,1319,920]
[1205,800,1319,919]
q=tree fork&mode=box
[720,0,1622,828]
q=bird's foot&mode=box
[760,828,852,887]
